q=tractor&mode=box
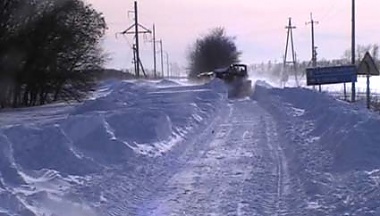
[198,64,252,98]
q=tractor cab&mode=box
[213,64,248,82]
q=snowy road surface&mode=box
[141,100,291,216]
[1,79,380,216]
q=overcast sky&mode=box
[86,0,380,71]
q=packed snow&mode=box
[0,77,380,215]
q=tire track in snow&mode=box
[140,99,292,216]
[262,113,290,216]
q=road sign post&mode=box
[367,63,370,109]
[358,52,380,109]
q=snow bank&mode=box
[0,134,25,186]
[253,80,380,214]
[3,125,97,175]
[75,81,149,114]
[0,79,227,215]
[155,79,180,87]
[71,80,225,155]
[60,114,135,164]
[253,82,380,172]
[255,80,273,89]
[0,191,35,216]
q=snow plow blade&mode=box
[198,64,252,98]
[227,79,252,98]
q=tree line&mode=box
[0,0,106,108]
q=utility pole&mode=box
[306,13,320,91]
[159,40,164,78]
[134,1,140,77]
[119,1,151,78]
[283,18,298,87]
[351,0,356,102]
[306,13,318,67]
[132,44,137,75]
[152,24,157,78]
[165,52,169,77]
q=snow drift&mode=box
[253,81,380,215]
[0,79,228,216]
[253,82,380,172]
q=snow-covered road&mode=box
[141,99,292,216]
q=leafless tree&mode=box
[187,27,241,79]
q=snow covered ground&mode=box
[1,77,380,215]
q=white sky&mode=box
[86,0,380,71]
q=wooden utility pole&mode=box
[283,18,298,87]
[306,13,320,91]
[119,1,150,78]
[132,44,137,75]
[351,0,356,102]
[152,24,157,78]
[134,1,140,77]
[165,52,169,77]
[159,40,164,78]
[307,13,318,67]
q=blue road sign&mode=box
[306,65,357,86]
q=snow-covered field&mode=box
[1,77,380,215]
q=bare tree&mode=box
[342,44,380,64]
[187,27,241,79]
